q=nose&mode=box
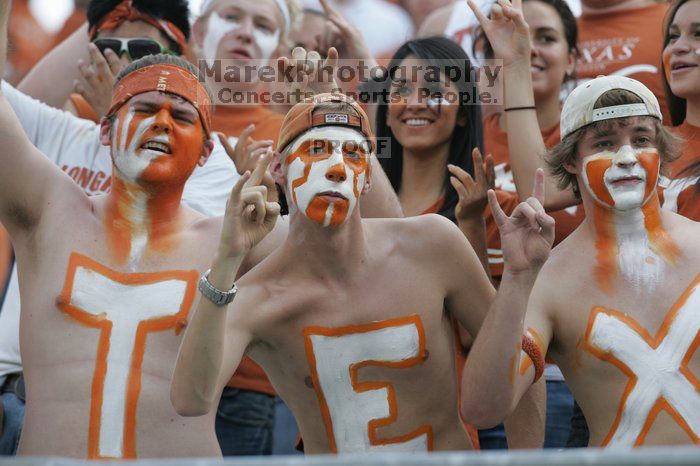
[613,146,637,167]
[530,37,540,58]
[235,17,254,43]
[668,34,692,55]
[151,110,173,134]
[326,163,347,183]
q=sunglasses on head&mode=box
[92,37,176,61]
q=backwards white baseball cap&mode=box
[560,75,662,140]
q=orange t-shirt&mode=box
[70,94,100,123]
[213,104,284,396]
[663,121,700,221]
[482,114,586,276]
[576,3,670,122]
[0,224,12,300]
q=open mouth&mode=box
[140,140,172,154]
[671,62,697,72]
[402,118,433,127]
[530,64,545,73]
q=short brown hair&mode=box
[547,89,683,197]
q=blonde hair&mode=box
[199,0,301,45]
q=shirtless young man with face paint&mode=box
[462,0,700,448]
[172,93,555,453]
[0,0,280,456]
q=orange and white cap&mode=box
[277,93,375,155]
[560,76,662,140]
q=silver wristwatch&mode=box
[198,269,238,306]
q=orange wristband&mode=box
[521,334,545,383]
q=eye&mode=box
[309,141,328,155]
[390,82,411,96]
[634,136,652,146]
[255,21,275,33]
[221,11,240,22]
[668,32,680,42]
[537,35,556,44]
[594,140,614,149]
[343,142,362,160]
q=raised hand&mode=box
[217,129,278,203]
[74,43,123,118]
[317,0,373,62]
[488,169,554,274]
[277,46,340,102]
[217,126,273,175]
[219,153,281,258]
[467,0,530,66]
[449,147,496,222]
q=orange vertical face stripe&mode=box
[57,253,198,459]
[303,315,434,452]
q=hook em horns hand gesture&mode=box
[277,45,340,103]
[467,0,531,66]
[488,169,555,275]
[219,153,281,258]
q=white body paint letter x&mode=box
[587,282,700,446]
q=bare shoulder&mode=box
[417,3,455,37]
[368,214,471,264]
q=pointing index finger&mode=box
[532,168,545,205]
[467,0,489,26]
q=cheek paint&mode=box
[663,48,672,83]
[637,151,660,201]
[253,27,281,61]
[286,128,369,227]
[303,315,433,453]
[583,154,615,207]
[112,108,160,183]
[583,275,700,447]
[202,12,239,65]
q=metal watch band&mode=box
[198,269,238,306]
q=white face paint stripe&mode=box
[584,275,700,447]
[285,127,367,226]
[203,12,281,64]
[303,315,433,453]
[112,111,160,183]
[58,253,198,459]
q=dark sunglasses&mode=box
[92,37,176,61]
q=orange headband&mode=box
[89,0,187,55]
[108,64,212,137]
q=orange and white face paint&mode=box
[111,97,205,186]
[581,147,682,293]
[303,315,433,453]
[57,253,197,459]
[285,127,370,228]
[582,147,659,212]
[584,274,700,447]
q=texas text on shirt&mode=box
[576,2,670,121]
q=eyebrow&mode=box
[671,21,700,29]
[534,26,559,34]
